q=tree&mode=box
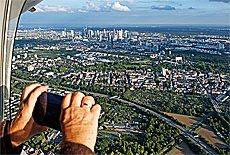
[160,134,164,141]
[44,146,48,151]
[146,133,151,139]
[167,102,173,108]
[110,151,115,155]
[155,143,162,153]
[127,148,133,155]
[155,77,160,86]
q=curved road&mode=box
[13,76,218,154]
[12,76,37,83]
[116,98,217,155]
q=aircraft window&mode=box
[1,0,229,154]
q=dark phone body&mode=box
[32,92,64,131]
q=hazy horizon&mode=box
[18,0,229,27]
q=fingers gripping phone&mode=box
[32,92,64,131]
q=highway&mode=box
[207,94,224,115]
[189,111,214,132]
[115,98,217,154]
[98,130,143,135]
[12,76,37,83]
[13,76,218,154]
[198,77,228,122]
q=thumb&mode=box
[26,85,49,115]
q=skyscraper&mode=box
[71,30,74,37]
[113,29,115,39]
[118,29,123,40]
[82,27,88,37]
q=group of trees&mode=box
[95,108,181,155]
[198,135,229,155]
[183,136,206,155]
[206,112,230,145]
[123,89,212,118]
[87,96,183,155]
[23,128,61,154]
[11,39,230,155]
[157,58,229,74]
[172,50,230,65]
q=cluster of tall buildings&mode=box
[61,27,130,42]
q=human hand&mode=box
[9,84,49,147]
[60,92,101,152]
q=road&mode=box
[207,94,224,115]
[115,98,217,154]
[86,91,108,98]
[98,130,143,135]
[189,111,214,132]
[159,141,177,155]
[12,76,37,83]
[13,77,218,154]
[198,77,227,119]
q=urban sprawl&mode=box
[9,27,230,155]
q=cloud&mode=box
[36,8,45,12]
[58,1,130,13]
[112,2,131,11]
[98,4,112,12]
[151,5,176,10]
[138,0,178,4]
[36,4,70,12]
[78,1,114,12]
[86,1,95,8]
[209,0,229,3]
[107,2,112,7]
[139,1,151,3]
[177,6,196,10]
[94,6,101,11]
[96,0,110,2]
[125,0,137,3]
[132,14,140,17]
[78,9,88,13]
[80,1,104,12]
[154,1,179,4]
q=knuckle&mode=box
[84,96,94,102]
[95,104,101,109]
[29,89,41,100]
[73,91,85,98]
[65,93,72,98]
[87,96,94,100]
[73,92,78,96]
[74,91,84,96]
[94,104,101,111]
[24,83,39,92]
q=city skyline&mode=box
[12,26,230,154]
[19,0,230,27]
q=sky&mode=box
[19,0,230,27]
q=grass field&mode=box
[165,113,201,127]
[197,124,228,149]
[169,141,194,155]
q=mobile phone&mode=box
[32,92,64,131]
